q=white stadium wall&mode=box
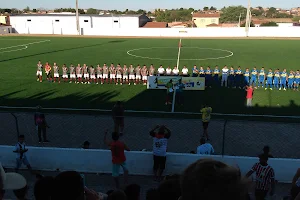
[1,145,300,183]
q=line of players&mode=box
[36,61,189,85]
[192,65,300,91]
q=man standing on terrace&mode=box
[200,104,212,140]
[112,101,124,136]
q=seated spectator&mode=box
[108,190,127,200]
[181,66,189,77]
[13,185,29,200]
[179,159,249,200]
[157,65,165,76]
[124,184,140,200]
[165,66,172,76]
[146,189,159,200]
[262,145,274,158]
[172,66,179,76]
[0,163,27,200]
[196,138,214,155]
[158,178,181,200]
[34,176,55,200]
[82,141,90,149]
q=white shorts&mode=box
[84,74,89,78]
[97,74,102,79]
[110,74,116,79]
[136,75,141,80]
[142,76,148,81]
[90,75,96,79]
[129,75,135,80]
[54,73,59,78]
[116,74,122,79]
[70,74,76,79]
[103,74,108,79]
[77,74,82,78]
[123,75,128,80]
[36,71,42,76]
[62,75,68,78]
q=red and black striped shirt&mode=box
[251,163,275,191]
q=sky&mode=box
[1,0,299,11]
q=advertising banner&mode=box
[147,76,205,90]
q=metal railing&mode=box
[0,107,299,159]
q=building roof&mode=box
[9,14,143,18]
[192,13,220,18]
[206,23,221,27]
[142,22,168,28]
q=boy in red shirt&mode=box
[246,85,254,107]
[104,131,130,189]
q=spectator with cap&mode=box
[0,163,27,200]
[179,159,249,200]
[34,105,50,143]
[196,138,214,155]
[112,101,125,136]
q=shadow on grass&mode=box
[0,39,127,63]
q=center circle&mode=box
[127,47,234,61]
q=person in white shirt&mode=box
[165,66,172,76]
[221,65,229,87]
[181,66,189,77]
[157,65,165,76]
[13,135,32,173]
[196,138,214,155]
[172,66,179,76]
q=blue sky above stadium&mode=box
[2,0,299,10]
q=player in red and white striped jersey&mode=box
[246,154,275,200]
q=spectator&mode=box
[149,125,171,181]
[245,85,254,107]
[104,131,130,189]
[165,79,174,105]
[175,78,185,106]
[13,185,29,200]
[108,190,127,200]
[124,184,140,200]
[146,189,159,200]
[34,176,55,200]
[82,141,90,149]
[262,145,274,158]
[13,135,32,174]
[112,101,125,135]
[200,104,212,140]
[246,154,275,200]
[291,168,300,200]
[180,159,249,200]
[34,105,50,143]
[196,138,214,155]
[0,163,27,200]
[106,190,114,196]
[158,178,181,200]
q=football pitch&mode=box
[0,36,300,116]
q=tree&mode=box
[260,21,278,26]
[274,13,292,18]
[266,7,277,18]
[32,8,37,13]
[210,6,217,10]
[203,7,209,11]
[292,16,300,22]
[23,6,30,13]
[86,8,97,14]
[241,21,255,27]
[220,6,247,23]
[251,9,264,17]
[136,9,146,14]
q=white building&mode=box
[9,14,150,35]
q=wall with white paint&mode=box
[0,145,299,183]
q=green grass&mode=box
[0,36,300,116]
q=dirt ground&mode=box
[1,33,300,40]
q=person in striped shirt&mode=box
[294,70,300,91]
[250,67,258,88]
[280,69,287,91]
[258,67,266,88]
[288,70,295,90]
[246,154,275,200]
[273,69,280,90]
[149,125,171,182]
[243,68,250,88]
[228,67,235,88]
[265,69,274,90]
[213,66,220,86]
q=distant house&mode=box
[142,22,168,28]
[192,12,220,28]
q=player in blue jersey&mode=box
[243,68,250,88]
[288,71,295,90]
[228,66,235,88]
[265,69,273,90]
[198,66,205,78]
[205,67,213,88]
[273,69,280,89]
[279,69,287,91]
[294,70,300,91]
[213,66,220,86]
[221,65,229,87]
[258,67,266,88]
[250,67,258,88]
[235,67,243,89]
[192,65,198,77]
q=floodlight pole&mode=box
[245,0,251,37]
[76,0,80,35]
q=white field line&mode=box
[176,38,182,68]
[0,40,51,54]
